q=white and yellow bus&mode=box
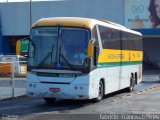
[17,17,143,103]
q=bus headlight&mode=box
[29,83,37,88]
[29,84,32,87]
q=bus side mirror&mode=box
[16,38,30,56]
[87,38,95,59]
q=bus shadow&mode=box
[35,89,127,114]
[103,89,128,99]
[0,88,141,116]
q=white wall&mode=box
[0,2,30,36]
[0,0,124,36]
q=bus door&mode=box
[98,27,122,92]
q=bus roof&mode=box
[32,17,94,29]
[32,17,142,36]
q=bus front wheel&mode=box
[44,98,56,104]
[93,80,104,102]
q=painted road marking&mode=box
[112,84,160,103]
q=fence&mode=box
[0,61,27,100]
[0,61,27,78]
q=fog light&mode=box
[75,86,78,90]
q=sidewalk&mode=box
[0,87,26,100]
[0,78,26,100]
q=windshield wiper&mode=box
[59,53,75,70]
[37,51,52,68]
[37,42,55,68]
[59,46,75,70]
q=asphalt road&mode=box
[0,75,160,120]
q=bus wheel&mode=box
[94,80,104,102]
[126,74,135,92]
[44,98,56,104]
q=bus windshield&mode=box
[28,27,90,72]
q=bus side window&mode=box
[121,32,142,51]
[98,26,121,50]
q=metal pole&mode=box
[30,0,32,28]
[11,62,15,98]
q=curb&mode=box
[112,84,160,103]
[0,95,27,101]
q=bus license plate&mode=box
[49,88,60,93]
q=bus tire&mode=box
[44,98,56,104]
[93,80,104,102]
[126,74,135,92]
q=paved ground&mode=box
[0,78,26,100]
[0,75,160,120]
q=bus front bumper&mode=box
[26,82,93,100]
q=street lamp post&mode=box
[30,0,32,28]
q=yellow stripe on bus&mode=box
[98,49,143,63]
